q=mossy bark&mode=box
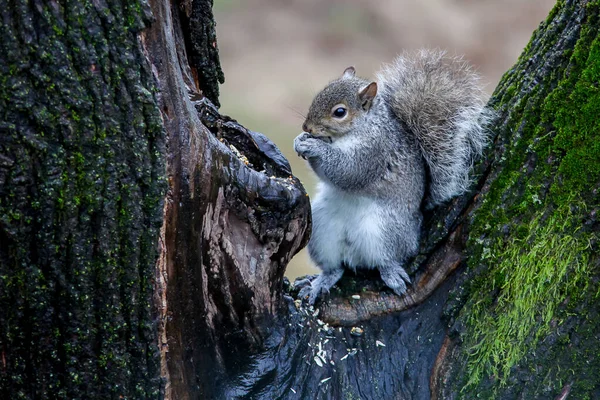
[434,0,600,398]
[0,0,310,398]
[0,1,165,398]
[2,0,598,399]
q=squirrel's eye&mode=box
[332,107,347,118]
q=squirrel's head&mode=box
[303,66,378,140]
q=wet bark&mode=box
[2,0,598,399]
[0,1,164,398]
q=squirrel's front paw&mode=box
[294,132,323,159]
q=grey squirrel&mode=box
[293,49,491,305]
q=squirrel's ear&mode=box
[342,66,356,79]
[359,82,378,111]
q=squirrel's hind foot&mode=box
[379,263,411,296]
[296,269,344,306]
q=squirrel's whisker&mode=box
[292,49,491,306]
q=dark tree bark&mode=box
[433,2,600,398]
[0,1,164,398]
[142,2,310,399]
[2,0,599,399]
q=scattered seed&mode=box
[350,327,364,337]
[351,295,360,300]
[290,388,296,394]
[314,356,323,367]
[376,340,386,347]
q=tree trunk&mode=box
[0,1,164,398]
[2,0,598,400]
[433,1,600,398]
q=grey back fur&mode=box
[294,50,491,304]
[377,49,491,207]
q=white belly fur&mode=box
[310,183,387,269]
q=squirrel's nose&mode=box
[302,123,312,133]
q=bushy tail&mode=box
[377,49,492,207]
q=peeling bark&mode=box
[142,1,310,398]
[2,0,598,399]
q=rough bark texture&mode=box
[2,0,599,399]
[434,1,600,398]
[0,1,165,398]
[140,0,310,399]
[166,0,598,398]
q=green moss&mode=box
[542,16,600,203]
[454,1,600,397]
[464,204,593,387]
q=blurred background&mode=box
[213,0,555,279]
